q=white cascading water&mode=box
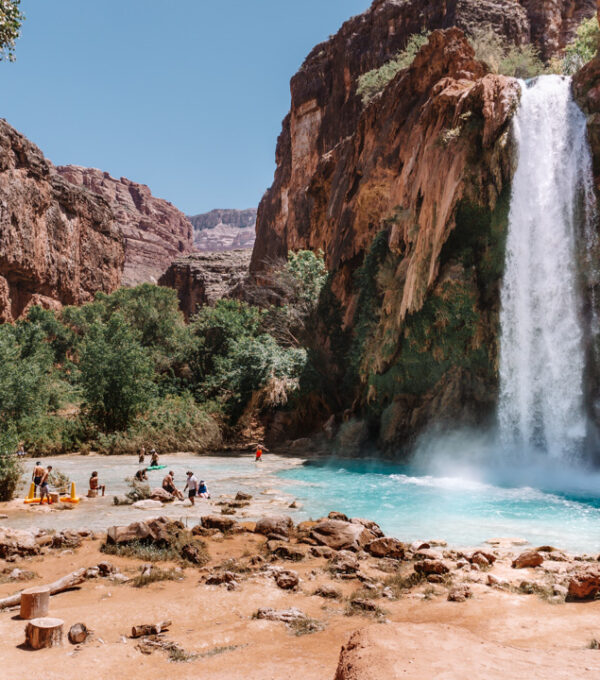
[499,75,597,461]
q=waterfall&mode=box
[498,75,597,461]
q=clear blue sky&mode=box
[0,0,370,215]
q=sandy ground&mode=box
[1,531,600,680]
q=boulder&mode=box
[0,528,39,558]
[97,561,116,576]
[254,607,307,623]
[275,570,299,590]
[567,567,600,600]
[414,560,449,576]
[329,551,359,574]
[254,516,294,539]
[447,585,472,602]
[107,522,150,545]
[311,546,335,559]
[200,515,237,533]
[206,571,238,586]
[512,550,544,569]
[310,520,375,552]
[468,550,496,566]
[51,530,82,550]
[366,537,405,560]
[271,544,307,562]
[235,491,252,501]
[351,518,384,538]
[149,488,174,503]
[314,584,341,599]
[328,511,349,521]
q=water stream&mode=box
[498,75,596,460]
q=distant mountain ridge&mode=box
[188,208,256,251]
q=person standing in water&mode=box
[150,449,159,467]
[184,471,198,505]
[255,444,268,462]
[39,465,52,504]
[138,447,146,464]
[32,461,44,497]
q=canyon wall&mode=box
[56,166,194,286]
[0,120,124,322]
[253,0,564,448]
[159,250,251,320]
[189,208,256,251]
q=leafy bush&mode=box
[468,27,545,79]
[79,313,155,431]
[562,17,600,74]
[95,394,221,454]
[357,32,430,105]
[0,428,21,501]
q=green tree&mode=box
[562,17,600,74]
[0,0,24,61]
[0,427,20,501]
[468,27,545,79]
[79,314,155,431]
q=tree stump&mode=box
[25,617,63,649]
[49,491,60,503]
[20,586,50,619]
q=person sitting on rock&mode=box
[184,471,198,506]
[32,461,44,497]
[89,471,105,497]
[150,449,159,467]
[162,471,183,500]
[39,465,52,504]
[134,467,148,482]
[138,446,146,464]
[16,442,26,457]
[197,480,210,499]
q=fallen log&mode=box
[131,620,172,638]
[0,568,86,610]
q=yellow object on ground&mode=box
[23,481,80,504]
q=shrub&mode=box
[94,394,221,454]
[357,32,430,105]
[0,429,20,501]
[562,17,600,74]
[468,27,545,79]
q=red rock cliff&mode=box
[0,120,124,322]
[252,0,594,278]
[56,166,194,286]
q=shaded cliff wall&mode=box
[57,166,194,286]
[0,120,124,322]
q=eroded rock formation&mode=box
[56,166,194,286]
[158,250,250,319]
[253,3,530,448]
[190,208,256,251]
[0,120,124,322]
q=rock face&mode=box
[158,250,250,319]
[56,165,194,286]
[254,24,520,447]
[189,208,256,251]
[0,121,124,321]
[252,0,598,448]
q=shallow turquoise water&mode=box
[278,459,600,553]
